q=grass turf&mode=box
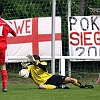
[0,83,100,100]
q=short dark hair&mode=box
[0,5,4,14]
[33,55,40,61]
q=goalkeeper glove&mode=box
[26,54,35,62]
[21,62,30,68]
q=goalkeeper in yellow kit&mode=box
[20,54,94,89]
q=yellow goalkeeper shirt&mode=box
[27,61,52,85]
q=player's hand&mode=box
[21,62,29,68]
[26,54,35,62]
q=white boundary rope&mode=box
[8,56,100,60]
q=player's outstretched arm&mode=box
[26,54,35,62]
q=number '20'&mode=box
[75,46,97,56]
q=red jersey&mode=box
[0,18,16,52]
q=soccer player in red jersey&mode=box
[0,5,17,92]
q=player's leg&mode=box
[64,77,94,88]
[39,84,69,89]
[39,84,56,89]
[64,77,83,87]
[0,51,8,92]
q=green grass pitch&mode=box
[0,83,100,100]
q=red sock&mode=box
[1,70,8,89]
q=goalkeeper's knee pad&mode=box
[43,84,56,89]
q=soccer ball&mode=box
[19,69,29,78]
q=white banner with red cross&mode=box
[7,17,62,61]
[68,16,100,60]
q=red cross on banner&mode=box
[7,17,62,57]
